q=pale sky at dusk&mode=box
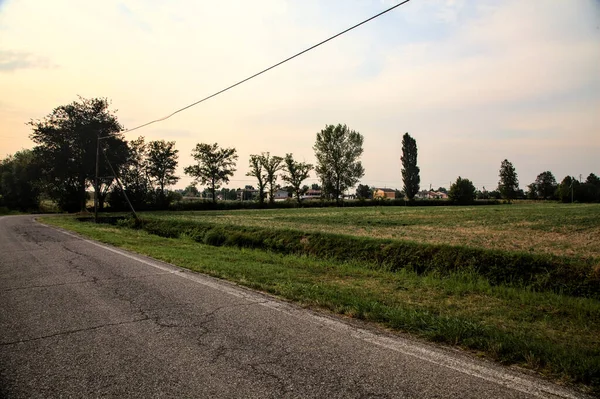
[1,0,599,191]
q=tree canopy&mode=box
[246,154,267,206]
[313,124,364,203]
[28,96,126,212]
[146,140,179,205]
[184,143,238,203]
[0,150,41,211]
[281,154,313,204]
[401,132,420,200]
[261,153,284,204]
[497,159,519,202]
[449,176,476,205]
[355,184,372,200]
[531,171,557,200]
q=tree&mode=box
[401,133,420,200]
[0,150,41,211]
[184,143,238,203]
[497,159,519,202]
[313,124,364,203]
[526,183,538,200]
[281,153,313,204]
[183,184,199,197]
[29,97,127,212]
[259,153,283,205]
[584,173,600,202]
[109,136,153,210]
[532,171,557,200]
[355,184,372,200]
[587,173,600,187]
[557,176,578,203]
[246,154,267,206]
[449,176,476,205]
[146,140,179,207]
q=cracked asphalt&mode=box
[0,215,587,398]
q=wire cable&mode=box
[123,0,412,134]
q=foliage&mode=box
[401,132,420,200]
[184,143,238,203]
[449,176,476,205]
[182,184,199,197]
[558,175,600,203]
[313,124,364,203]
[260,153,284,205]
[146,140,179,207]
[109,136,152,210]
[246,154,266,206]
[497,159,519,202]
[28,96,126,212]
[281,153,313,204]
[0,150,41,211]
[355,184,372,200]
[531,171,557,200]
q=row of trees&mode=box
[0,97,182,212]
[1,97,598,212]
[182,124,362,205]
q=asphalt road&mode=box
[0,215,587,398]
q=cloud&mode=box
[0,49,53,72]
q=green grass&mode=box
[139,203,600,261]
[42,215,600,393]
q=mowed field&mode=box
[145,203,600,261]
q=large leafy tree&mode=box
[401,132,420,200]
[184,143,238,203]
[261,153,284,204]
[532,171,557,200]
[246,154,267,206]
[497,159,519,202]
[449,176,476,205]
[281,153,313,204]
[313,124,364,203]
[0,150,42,211]
[29,97,127,212]
[147,140,179,206]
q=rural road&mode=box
[0,215,586,398]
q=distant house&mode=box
[271,189,290,202]
[301,189,322,200]
[430,191,448,199]
[373,188,396,199]
[416,190,448,199]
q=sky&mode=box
[1,0,599,192]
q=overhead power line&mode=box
[124,0,412,134]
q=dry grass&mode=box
[148,203,600,261]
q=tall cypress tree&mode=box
[401,132,420,200]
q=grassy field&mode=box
[147,203,600,261]
[41,203,600,393]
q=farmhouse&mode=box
[373,188,396,199]
[301,189,322,200]
[415,190,448,199]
